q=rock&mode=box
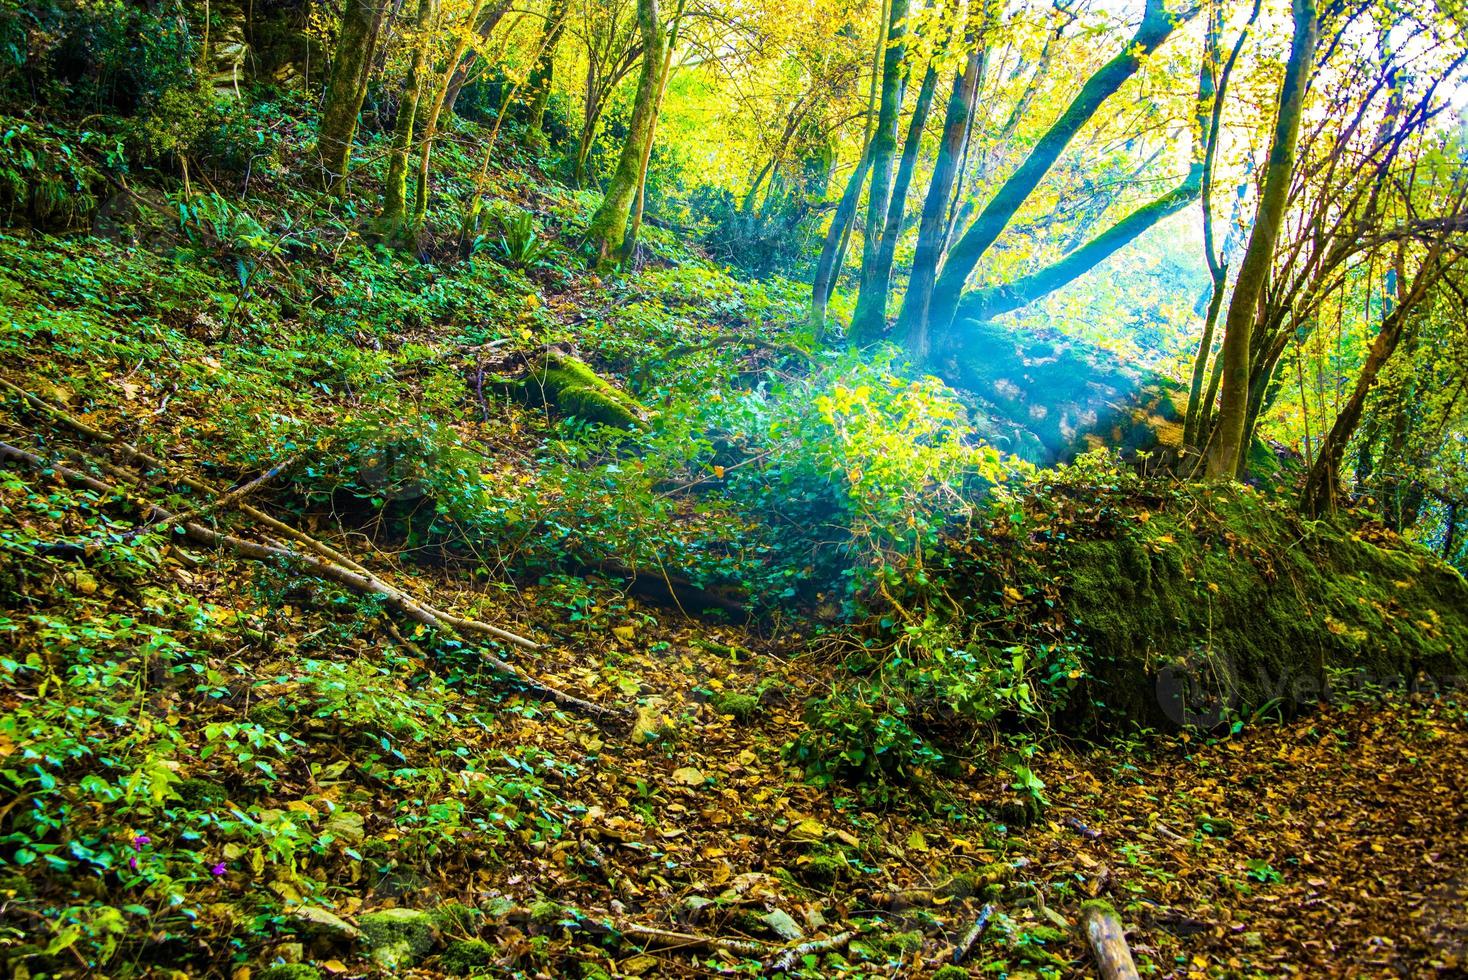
[788,818,825,842]
[358,908,436,970]
[323,809,365,846]
[287,906,361,944]
[759,909,804,942]
[631,698,673,742]
[502,350,646,429]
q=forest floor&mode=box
[3,165,1467,978]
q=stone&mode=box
[760,908,804,942]
[287,906,361,944]
[323,809,365,846]
[358,908,436,969]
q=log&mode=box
[1079,900,1140,980]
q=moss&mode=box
[936,862,1014,899]
[441,939,494,975]
[514,351,645,429]
[795,850,849,886]
[176,777,230,808]
[710,690,760,721]
[431,901,479,935]
[1051,488,1468,731]
[258,967,323,980]
[881,930,925,954]
[1018,925,1067,944]
[359,908,436,968]
[529,899,563,925]
[933,966,970,980]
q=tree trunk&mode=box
[925,0,1187,342]
[586,0,667,268]
[848,0,913,342]
[621,0,684,259]
[410,0,489,238]
[526,0,570,132]
[379,0,435,238]
[851,60,938,342]
[1206,0,1316,477]
[810,144,875,338]
[900,41,985,362]
[952,164,1202,324]
[315,0,387,192]
[439,1,512,116]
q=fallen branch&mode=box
[0,441,624,724]
[769,931,854,973]
[954,904,994,964]
[616,922,768,956]
[128,453,300,537]
[0,378,544,650]
[1079,900,1141,980]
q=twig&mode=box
[769,931,854,973]
[616,922,768,956]
[0,441,624,725]
[129,453,300,537]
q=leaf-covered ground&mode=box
[2,172,1466,978]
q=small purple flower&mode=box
[132,835,151,852]
[128,856,139,871]
[210,862,227,877]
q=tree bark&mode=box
[901,37,986,361]
[410,0,489,238]
[379,0,435,238]
[1206,0,1317,477]
[848,0,913,342]
[810,143,875,338]
[526,0,571,132]
[851,60,939,341]
[315,0,387,192]
[586,0,667,268]
[924,0,1188,341]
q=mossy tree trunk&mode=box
[810,141,875,339]
[922,0,1188,342]
[850,59,938,343]
[379,0,435,240]
[315,0,387,193]
[899,27,986,362]
[585,0,667,269]
[847,0,912,343]
[1205,0,1316,478]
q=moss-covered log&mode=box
[503,351,646,429]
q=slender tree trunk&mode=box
[526,0,571,132]
[315,0,387,192]
[410,0,488,238]
[441,0,513,115]
[380,0,435,238]
[925,0,1188,343]
[586,0,667,268]
[851,61,938,342]
[1206,0,1316,478]
[849,0,913,342]
[900,41,985,361]
[810,144,875,337]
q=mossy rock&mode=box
[510,351,645,429]
[880,930,925,955]
[933,966,970,980]
[258,967,323,980]
[709,690,760,721]
[795,850,849,886]
[441,938,494,976]
[359,908,436,969]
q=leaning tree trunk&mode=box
[851,60,939,342]
[379,0,435,239]
[848,0,913,343]
[924,0,1188,343]
[621,0,684,259]
[1206,0,1316,478]
[900,38,985,362]
[586,0,667,268]
[315,0,387,192]
[810,142,875,338]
